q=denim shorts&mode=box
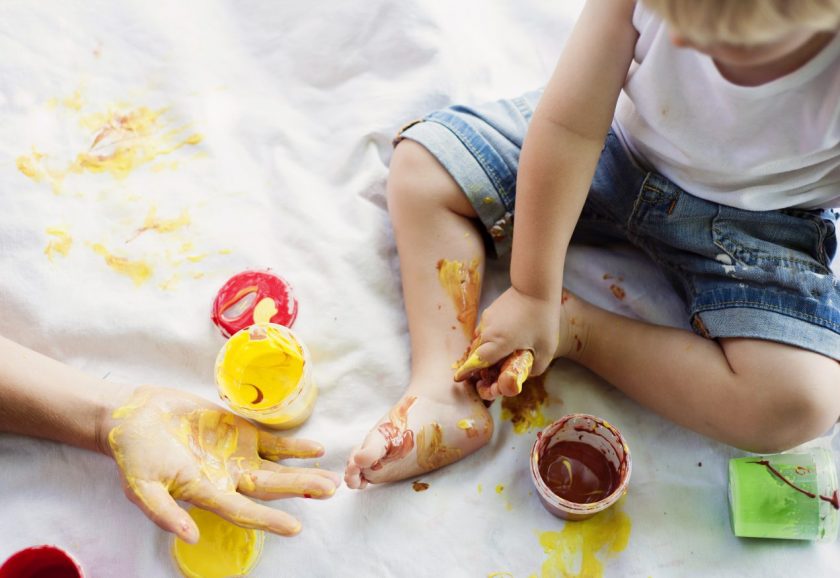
[397,90,840,360]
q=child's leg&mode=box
[344,141,493,488]
[559,294,840,453]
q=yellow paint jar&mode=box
[171,507,264,578]
[215,322,318,429]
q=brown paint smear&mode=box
[371,396,417,471]
[412,481,430,492]
[436,258,480,337]
[416,422,462,471]
[753,460,840,509]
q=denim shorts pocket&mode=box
[711,206,832,274]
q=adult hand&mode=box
[453,286,560,400]
[99,385,339,543]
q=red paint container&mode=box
[211,270,298,338]
[0,546,84,578]
[530,414,631,521]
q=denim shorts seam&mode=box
[712,231,832,273]
[693,300,840,331]
[426,116,510,207]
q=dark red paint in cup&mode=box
[0,546,84,578]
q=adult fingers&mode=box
[238,469,338,501]
[191,486,302,536]
[259,459,341,485]
[258,431,324,461]
[126,479,198,544]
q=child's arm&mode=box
[0,334,338,542]
[456,0,638,393]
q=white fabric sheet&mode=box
[1,1,838,576]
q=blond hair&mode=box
[642,0,840,44]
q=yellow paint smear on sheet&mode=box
[44,228,73,260]
[92,243,152,286]
[132,205,191,239]
[216,324,305,409]
[501,374,548,434]
[172,508,263,578]
[16,105,203,191]
[436,258,480,337]
[534,505,632,578]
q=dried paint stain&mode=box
[534,504,632,578]
[92,243,153,286]
[412,481,430,492]
[500,373,549,434]
[44,228,73,260]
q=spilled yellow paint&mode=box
[496,484,505,494]
[132,205,191,239]
[159,273,181,291]
[533,504,632,578]
[478,483,483,494]
[500,374,548,434]
[16,104,203,190]
[92,243,153,286]
[44,228,73,260]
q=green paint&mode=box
[728,448,839,541]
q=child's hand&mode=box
[454,286,559,400]
[99,385,339,543]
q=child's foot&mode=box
[344,380,493,489]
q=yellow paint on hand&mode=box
[253,297,278,325]
[436,258,480,337]
[44,228,73,260]
[92,243,153,286]
[172,508,263,578]
[216,324,305,409]
[535,504,632,578]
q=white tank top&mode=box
[613,3,840,210]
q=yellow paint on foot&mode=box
[172,507,263,578]
[92,243,152,286]
[500,374,548,434]
[535,504,632,578]
[416,422,462,471]
[44,228,73,260]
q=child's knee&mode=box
[387,140,471,217]
[741,374,839,453]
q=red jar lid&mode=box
[211,270,298,337]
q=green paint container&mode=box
[728,448,840,541]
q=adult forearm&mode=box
[510,117,603,301]
[0,335,127,454]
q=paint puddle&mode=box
[500,374,549,434]
[534,502,632,578]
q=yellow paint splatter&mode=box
[159,274,181,290]
[535,504,632,578]
[130,205,191,241]
[500,374,548,434]
[496,484,505,494]
[478,484,483,494]
[44,228,73,261]
[253,297,278,325]
[92,243,153,286]
[488,573,514,578]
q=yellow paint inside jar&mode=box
[216,323,305,409]
[172,508,263,578]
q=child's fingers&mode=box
[498,349,534,397]
[454,340,508,381]
[258,431,325,461]
[127,479,198,544]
